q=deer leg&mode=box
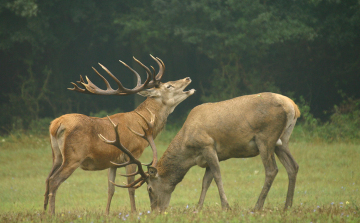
[126,164,137,213]
[196,167,213,211]
[47,161,81,215]
[275,145,299,209]
[254,139,278,211]
[202,147,230,210]
[44,155,62,211]
[106,167,117,215]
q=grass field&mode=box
[0,130,359,222]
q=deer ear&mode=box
[148,166,158,178]
[137,89,161,98]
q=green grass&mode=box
[0,130,359,222]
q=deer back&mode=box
[50,112,149,169]
[157,93,299,167]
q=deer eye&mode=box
[166,85,173,89]
[148,187,153,193]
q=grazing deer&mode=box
[105,92,300,212]
[43,55,195,215]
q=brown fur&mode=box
[145,92,300,212]
[294,101,301,118]
[49,118,61,137]
[44,77,195,215]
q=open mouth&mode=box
[184,88,196,95]
[183,78,195,95]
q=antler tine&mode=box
[127,108,155,139]
[110,178,147,189]
[99,116,149,181]
[79,74,85,83]
[156,57,165,80]
[137,108,155,127]
[119,171,140,177]
[109,160,131,168]
[118,60,142,88]
[129,108,158,167]
[150,66,156,81]
[98,63,136,94]
[98,116,118,145]
[68,75,91,93]
[142,160,153,166]
[127,124,145,138]
[68,82,85,93]
[131,179,148,189]
[98,133,116,145]
[132,57,154,87]
[111,157,152,168]
[90,67,113,91]
[116,57,156,93]
[150,54,165,81]
[110,177,147,188]
[106,115,116,126]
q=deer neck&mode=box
[134,97,171,138]
[156,133,194,187]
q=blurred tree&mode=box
[264,0,360,117]
[0,0,360,133]
[0,0,131,131]
[151,0,317,101]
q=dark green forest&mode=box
[1,0,360,135]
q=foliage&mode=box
[153,0,317,102]
[5,0,38,18]
[200,64,281,103]
[297,96,320,131]
[7,62,51,130]
[294,96,360,142]
[317,97,360,141]
[1,0,360,134]
[9,117,52,137]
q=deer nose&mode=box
[185,77,191,81]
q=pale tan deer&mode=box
[104,92,300,212]
[43,55,195,215]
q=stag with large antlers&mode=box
[44,55,195,215]
[108,92,300,212]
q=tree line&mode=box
[1,0,359,134]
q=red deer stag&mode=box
[105,92,300,212]
[43,55,195,215]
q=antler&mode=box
[68,55,165,95]
[128,108,158,167]
[98,108,157,188]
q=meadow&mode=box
[0,128,359,222]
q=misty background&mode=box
[1,0,359,134]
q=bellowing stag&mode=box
[103,92,300,212]
[43,55,195,215]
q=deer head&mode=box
[68,54,195,112]
[138,78,195,113]
[145,168,173,212]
